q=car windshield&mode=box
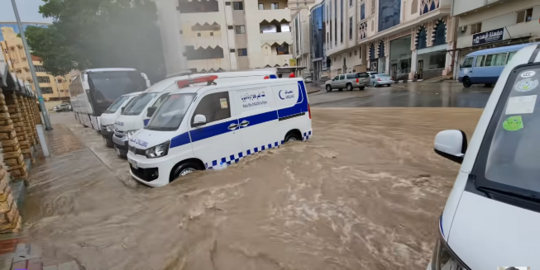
[480,65,540,196]
[122,93,157,115]
[146,94,195,131]
[88,71,146,103]
[104,95,130,114]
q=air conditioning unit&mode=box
[459,26,467,33]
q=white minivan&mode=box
[112,70,278,157]
[100,92,142,147]
[428,44,540,269]
[127,76,312,187]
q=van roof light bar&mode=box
[176,75,218,88]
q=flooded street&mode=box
[23,84,486,270]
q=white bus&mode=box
[69,68,151,131]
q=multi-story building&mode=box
[452,0,540,79]
[323,0,456,81]
[0,27,69,101]
[292,7,312,77]
[310,0,329,81]
[156,0,295,75]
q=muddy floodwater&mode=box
[23,108,481,270]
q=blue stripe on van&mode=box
[169,81,309,149]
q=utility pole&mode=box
[10,0,52,130]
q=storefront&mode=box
[417,44,447,79]
[389,35,412,80]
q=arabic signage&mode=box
[473,28,504,46]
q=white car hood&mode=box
[128,128,175,149]
[100,112,118,126]
[448,191,540,269]
[114,115,142,132]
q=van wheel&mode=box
[463,77,472,88]
[284,131,302,142]
[170,162,198,183]
[346,84,353,91]
[326,85,332,92]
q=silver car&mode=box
[325,73,370,92]
[370,73,394,87]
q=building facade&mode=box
[452,0,540,79]
[0,27,69,101]
[292,8,312,77]
[156,0,295,75]
[322,0,456,80]
[310,1,329,81]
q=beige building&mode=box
[156,0,295,75]
[0,26,69,101]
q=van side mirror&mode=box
[434,129,468,164]
[192,114,207,127]
[147,106,157,117]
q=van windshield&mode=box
[146,94,195,131]
[104,95,129,114]
[476,65,540,198]
[122,93,157,115]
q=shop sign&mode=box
[473,28,504,46]
[289,59,297,67]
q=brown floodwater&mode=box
[23,108,482,270]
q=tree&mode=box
[25,0,166,82]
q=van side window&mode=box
[506,51,517,64]
[462,57,473,68]
[483,53,507,67]
[192,92,231,126]
[346,74,357,79]
[475,55,485,67]
[339,75,345,80]
[358,73,369,78]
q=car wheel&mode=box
[326,85,332,92]
[170,162,198,183]
[463,77,472,88]
[346,84,353,91]
[284,132,302,142]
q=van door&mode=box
[460,56,474,81]
[188,90,243,169]
[234,86,279,156]
[338,74,346,88]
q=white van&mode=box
[126,76,312,187]
[112,70,278,157]
[428,44,540,269]
[100,92,142,147]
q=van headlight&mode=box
[431,230,470,270]
[106,124,115,132]
[145,141,170,158]
[126,129,137,139]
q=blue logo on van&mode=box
[130,138,148,148]
[278,90,295,100]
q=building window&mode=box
[358,47,362,58]
[230,49,236,53]
[34,65,47,72]
[271,3,279,9]
[411,0,418,14]
[197,33,201,37]
[349,0,353,6]
[259,3,264,10]
[37,76,51,83]
[275,43,290,55]
[185,46,225,60]
[470,22,482,34]
[41,87,53,94]
[238,48,248,56]
[260,20,290,33]
[225,1,231,5]
[354,50,357,56]
[360,4,365,20]
[233,2,243,10]
[349,17,353,40]
[340,0,343,43]
[379,0,401,32]
[416,27,427,49]
[349,52,352,57]
[235,25,246,34]
[228,25,234,30]
[517,8,533,23]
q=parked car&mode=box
[325,72,369,92]
[369,73,394,87]
[303,76,313,83]
[53,103,72,112]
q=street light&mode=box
[10,0,52,130]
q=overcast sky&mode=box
[0,0,52,23]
